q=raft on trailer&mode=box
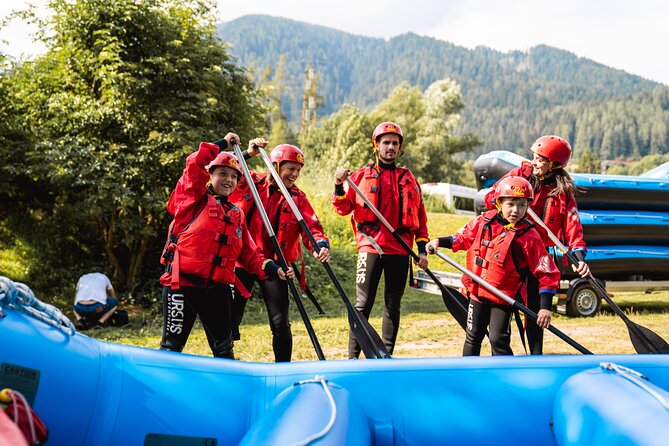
[473,150,669,212]
[3,302,669,446]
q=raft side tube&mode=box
[553,363,669,446]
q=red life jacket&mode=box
[463,210,533,305]
[161,195,245,290]
[353,163,422,231]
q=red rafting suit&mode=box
[332,161,429,357]
[227,171,329,361]
[484,161,586,354]
[449,210,560,355]
[159,142,268,358]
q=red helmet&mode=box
[206,152,242,176]
[494,176,534,203]
[372,121,403,151]
[530,135,572,168]
[270,144,305,166]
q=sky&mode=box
[2,0,669,86]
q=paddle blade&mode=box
[347,306,391,359]
[628,322,669,354]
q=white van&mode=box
[421,183,477,215]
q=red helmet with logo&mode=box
[530,135,572,168]
[206,152,242,176]
[270,144,305,166]
[372,121,403,151]
[494,176,534,203]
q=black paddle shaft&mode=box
[258,147,390,358]
[291,263,326,315]
[432,248,593,355]
[231,141,325,360]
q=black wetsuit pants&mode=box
[160,285,234,359]
[349,252,409,359]
[230,268,293,362]
[525,274,544,355]
[463,298,514,356]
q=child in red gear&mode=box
[428,176,560,356]
[159,132,291,359]
[484,135,589,354]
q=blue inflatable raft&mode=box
[555,245,669,281]
[579,211,669,246]
[2,290,669,446]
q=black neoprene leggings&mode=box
[463,298,514,356]
[160,285,234,358]
[230,268,293,362]
[525,274,544,355]
[349,252,409,358]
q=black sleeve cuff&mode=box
[334,183,345,196]
[573,250,586,262]
[417,241,427,255]
[264,261,281,280]
[211,138,228,150]
[438,236,454,248]
[540,292,554,310]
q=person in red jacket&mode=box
[332,121,429,358]
[159,133,291,359]
[484,135,589,355]
[228,139,330,362]
[428,176,561,356]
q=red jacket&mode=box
[331,163,429,255]
[452,210,560,306]
[485,162,586,254]
[229,171,329,269]
[160,142,267,293]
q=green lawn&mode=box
[92,210,669,361]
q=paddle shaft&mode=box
[291,263,325,315]
[526,207,669,354]
[231,142,325,360]
[432,249,593,354]
[259,148,390,358]
[345,177,469,329]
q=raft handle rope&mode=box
[600,362,669,412]
[2,388,39,444]
[292,375,337,446]
[0,276,76,335]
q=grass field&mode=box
[91,212,669,361]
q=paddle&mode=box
[259,148,391,359]
[526,207,669,354]
[231,141,326,360]
[429,247,593,354]
[291,262,326,315]
[345,177,470,330]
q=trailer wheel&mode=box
[566,283,601,317]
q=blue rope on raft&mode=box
[0,276,75,335]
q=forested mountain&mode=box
[219,15,669,159]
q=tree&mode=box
[575,147,600,173]
[7,0,265,292]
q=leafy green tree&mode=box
[575,147,600,173]
[7,0,265,292]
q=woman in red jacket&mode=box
[485,135,590,354]
[229,139,330,362]
[429,176,561,356]
[159,133,290,359]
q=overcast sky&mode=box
[2,0,668,85]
